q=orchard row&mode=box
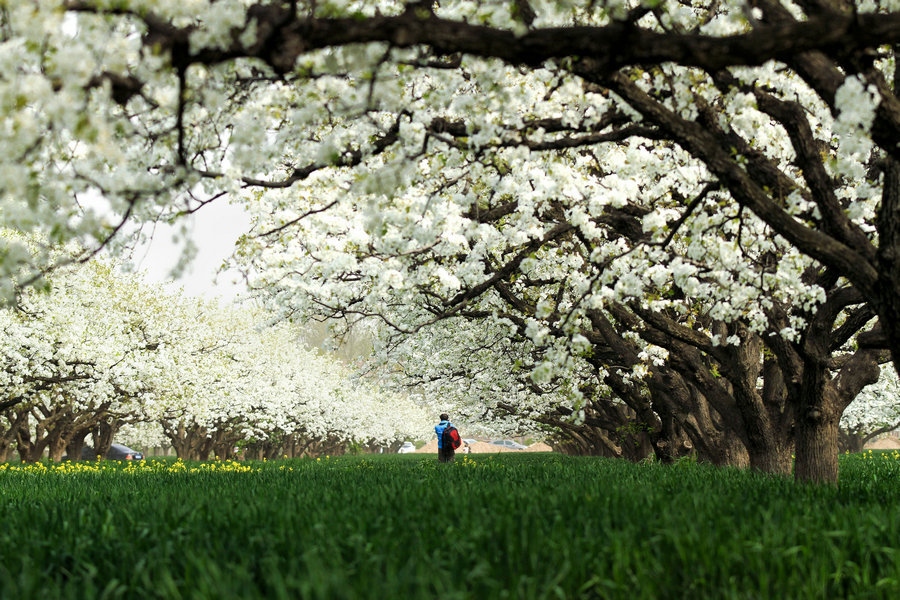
[0,235,430,462]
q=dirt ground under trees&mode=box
[415,440,554,454]
[864,437,900,450]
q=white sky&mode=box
[63,13,250,300]
[131,200,251,301]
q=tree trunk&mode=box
[718,434,750,468]
[66,429,91,462]
[211,441,232,460]
[16,415,53,463]
[0,406,28,462]
[210,428,241,460]
[160,419,208,459]
[793,361,840,483]
[0,441,12,463]
[92,418,118,460]
[47,435,68,462]
[685,419,748,467]
[794,403,840,483]
[876,157,900,375]
[838,430,866,454]
[195,435,214,461]
[747,440,793,476]
[668,382,748,468]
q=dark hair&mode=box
[440,413,449,421]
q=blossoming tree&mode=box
[840,366,900,453]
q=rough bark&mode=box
[793,367,840,484]
[838,430,867,454]
[0,407,28,463]
[630,306,793,474]
[160,419,213,460]
[877,158,900,370]
[209,428,242,460]
[65,429,91,462]
[90,417,118,460]
[791,284,882,482]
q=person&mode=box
[435,413,455,463]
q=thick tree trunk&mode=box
[0,407,28,462]
[17,439,48,463]
[264,441,284,460]
[285,434,298,458]
[665,381,748,467]
[793,360,841,483]
[195,435,214,461]
[838,430,866,454]
[47,436,68,462]
[66,429,91,462]
[294,437,315,458]
[0,442,12,463]
[747,441,793,476]
[160,419,210,460]
[794,403,840,483]
[723,327,794,476]
[649,397,693,464]
[688,422,748,467]
[16,416,52,463]
[876,158,900,373]
[164,420,186,458]
[211,441,232,460]
[719,435,750,468]
[210,428,241,460]
[92,418,118,460]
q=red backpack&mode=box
[442,426,462,450]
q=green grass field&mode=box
[2,451,900,599]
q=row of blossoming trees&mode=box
[4,0,900,480]
[0,236,430,462]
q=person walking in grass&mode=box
[435,413,461,463]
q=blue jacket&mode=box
[435,420,452,449]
